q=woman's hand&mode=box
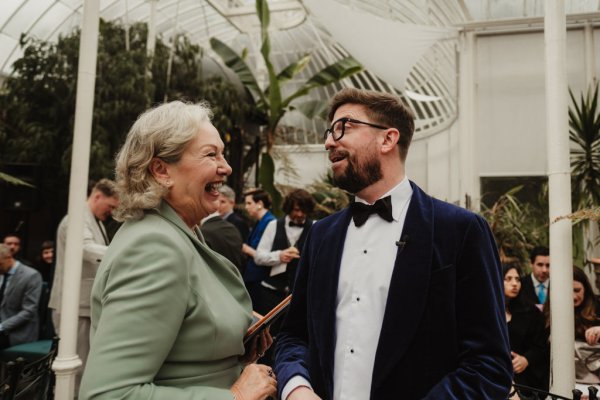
[511,351,529,374]
[239,329,273,365]
[585,326,600,345]
[231,363,277,400]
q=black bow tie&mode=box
[289,221,304,228]
[350,196,393,227]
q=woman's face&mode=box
[164,122,232,227]
[573,281,585,308]
[244,195,263,219]
[504,268,521,299]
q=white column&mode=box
[457,31,479,210]
[544,0,575,395]
[584,23,596,85]
[51,0,100,398]
[146,0,157,58]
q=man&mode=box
[3,233,33,266]
[254,189,315,316]
[200,211,244,272]
[275,88,512,399]
[48,178,118,385]
[0,244,42,349]
[218,184,250,241]
[521,246,550,306]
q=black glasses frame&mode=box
[323,117,389,141]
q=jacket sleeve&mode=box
[79,231,235,400]
[274,227,314,398]
[423,215,513,399]
[2,270,42,332]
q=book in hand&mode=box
[243,294,292,345]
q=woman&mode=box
[241,189,275,308]
[503,264,549,391]
[79,101,276,400]
[544,267,600,394]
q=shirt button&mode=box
[350,349,354,354]
[356,297,360,302]
[363,250,367,254]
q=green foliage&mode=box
[0,19,253,215]
[210,0,363,212]
[308,172,350,219]
[569,82,600,210]
[480,186,549,266]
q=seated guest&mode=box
[0,244,42,349]
[545,266,600,394]
[2,233,33,267]
[80,101,276,399]
[200,212,244,272]
[503,264,549,392]
[33,240,54,285]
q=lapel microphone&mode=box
[396,234,410,251]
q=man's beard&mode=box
[332,150,383,194]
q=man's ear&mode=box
[149,157,170,184]
[381,128,400,155]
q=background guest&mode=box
[503,264,549,392]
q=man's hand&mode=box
[511,351,529,374]
[288,386,321,400]
[279,246,300,263]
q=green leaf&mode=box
[210,37,266,105]
[283,56,363,107]
[0,172,35,187]
[276,55,311,84]
[291,99,329,120]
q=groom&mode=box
[274,88,512,399]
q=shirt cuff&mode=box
[282,376,313,400]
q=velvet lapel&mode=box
[311,208,353,388]
[370,182,434,392]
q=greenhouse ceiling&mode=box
[1,0,599,142]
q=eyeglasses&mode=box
[323,117,389,142]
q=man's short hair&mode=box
[92,179,117,198]
[2,233,21,243]
[41,240,54,251]
[327,88,415,162]
[529,246,549,264]
[282,189,316,215]
[0,244,11,258]
[244,188,272,210]
[219,185,236,202]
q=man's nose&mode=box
[325,132,337,150]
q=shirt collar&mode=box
[531,274,548,288]
[6,260,20,276]
[355,177,412,222]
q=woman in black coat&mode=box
[503,264,550,391]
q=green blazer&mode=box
[80,201,253,399]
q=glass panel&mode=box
[3,0,53,38]
[29,2,73,39]
[0,0,26,28]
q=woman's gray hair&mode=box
[113,101,213,221]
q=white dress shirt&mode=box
[254,216,305,277]
[282,177,413,400]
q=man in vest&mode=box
[254,189,316,315]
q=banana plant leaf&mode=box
[291,99,329,120]
[210,37,266,106]
[283,56,363,107]
[0,172,34,187]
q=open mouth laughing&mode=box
[205,181,223,195]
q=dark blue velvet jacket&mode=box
[274,182,512,399]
